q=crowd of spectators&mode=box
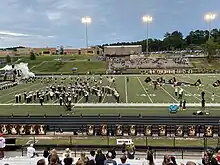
[107,56,192,73]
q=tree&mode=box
[201,39,220,62]
[30,51,36,60]
[60,46,64,55]
[6,55,11,63]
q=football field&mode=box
[0,74,220,116]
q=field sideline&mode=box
[0,74,220,116]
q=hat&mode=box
[0,133,4,137]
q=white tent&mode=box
[0,64,13,71]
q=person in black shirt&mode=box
[62,153,73,165]
[201,91,205,100]
[95,149,106,165]
[43,147,50,158]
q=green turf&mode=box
[15,136,218,147]
[0,74,220,116]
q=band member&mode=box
[59,96,63,106]
[178,99,182,108]
[175,87,178,97]
[18,94,21,102]
[24,91,27,100]
[84,91,89,103]
[0,133,5,159]
[201,91,205,100]
[15,94,19,103]
[127,77,129,83]
[183,100,186,110]
[212,93,215,102]
[154,82,157,90]
[39,96,44,106]
[179,88,183,99]
[202,99,205,109]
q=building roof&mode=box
[104,45,142,48]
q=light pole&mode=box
[81,16,92,48]
[142,15,153,54]
[204,13,217,40]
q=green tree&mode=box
[6,55,11,63]
[30,51,36,60]
[202,39,220,62]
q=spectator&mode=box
[43,147,50,158]
[50,155,61,165]
[62,148,72,158]
[162,155,171,165]
[104,152,117,165]
[88,150,96,163]
[146,146,154,165]
[216,150,220,163]
[37,159,46,165]
[107,148,116,159]
[62,153,73,165]
[0,133,5,159]
[27,144,37,158]
[48,149,60,165]
[186,161,196,165]
[78,152,88,165]
[118,155,130,165]
[95,149,106,165]
[76,160,85,165]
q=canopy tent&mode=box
[0,65,13,71]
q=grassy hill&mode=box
[0,55,107,74]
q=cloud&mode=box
[0,31,31,37]
[47,12,61,21]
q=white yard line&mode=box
[124,76,128,103]
[30,61,47,70]
[160,86,178,103]
[136,77,153,103]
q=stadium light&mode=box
[81,16,92,48]
[142,15,153,54]
[204,13,217,39]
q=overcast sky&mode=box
[0,0,219,48]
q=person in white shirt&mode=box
[0,133,5,159]
[212,93,215,102]
[27,144,36,158]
